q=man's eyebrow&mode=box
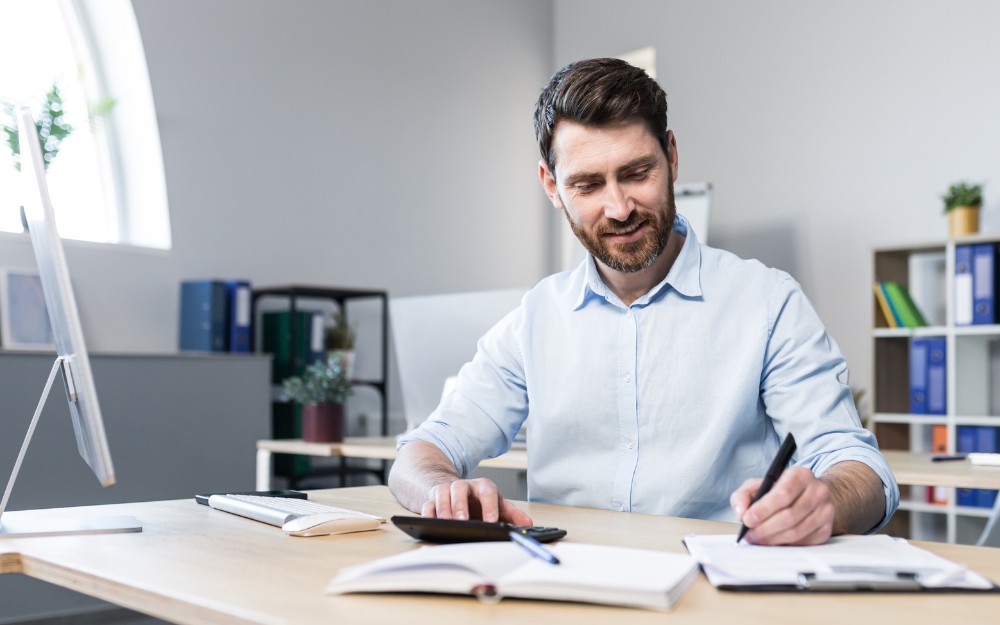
[617,155,659,173]
[562,155,660,185]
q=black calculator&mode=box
[391,515,567,544]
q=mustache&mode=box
[597,211,648,236]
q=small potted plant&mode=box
[942,181,983,238]
[324,310,357,380]
[282,354,353,442]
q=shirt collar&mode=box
[571,213,703,310]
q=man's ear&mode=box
[538,160,564,210]
[665,130,679,183]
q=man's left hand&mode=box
[730,467,835,546]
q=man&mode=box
[389,58,898,546]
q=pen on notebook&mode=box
[508,530,560,565]
[931,454,967,462]
[736,433,797,544]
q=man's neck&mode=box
[596,231,686,307]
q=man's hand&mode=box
[421,477,533,525]
[730,461,884,546]
[388,441,532,525]
[730,467,834,546]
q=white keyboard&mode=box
[207,494,385,529]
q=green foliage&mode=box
[1,83,74,172]
[324,310,357,351]
[852,387,869,429]
[282,354,353,405]
[942,182,983,212]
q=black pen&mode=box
[736,433,797,544]
[931,454,967,462]
[509,530,560,565]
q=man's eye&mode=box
[629,169,649,180]
[574,183,597,193]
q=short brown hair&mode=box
[533,58,668,172]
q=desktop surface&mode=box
[2,487,999,625]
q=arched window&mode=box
[0,0,170,249]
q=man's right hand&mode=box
[388,440,533,525]
[421,477,533,525]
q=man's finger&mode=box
[499,496,533,526]
[472,479,501,522]
[448,480,472,520]
[731,478,763,519]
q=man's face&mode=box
[540,120,678,274]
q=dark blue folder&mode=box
[179,280,228,352]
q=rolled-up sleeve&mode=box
[761,275,900,533]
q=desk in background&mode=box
[256,437,528,490]
[256,440,1000,491]
[2,486,999,625]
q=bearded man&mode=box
[389,58,898,546]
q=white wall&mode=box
[0,0,554,353]
[5,1,999,408]
[554,0,1000,401]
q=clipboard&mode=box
[683,534,999,594]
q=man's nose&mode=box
[604,182,634,221]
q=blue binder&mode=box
[975,427,999,508]
[957,427,977,507]
[226,280,252,352]
[909,338,928,415]
[972,244,997,325]
[925,336,946,415]
[179,280,228,352]
[955,245,974,326]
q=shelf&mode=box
[872,239,1000,544]
[897,500,949,515]
[253,285,391,488]
[954,324,1000,336]
[872,326,948,338]
[872,413,947,425]
[872,325,1000,338]
[897,501,996,518]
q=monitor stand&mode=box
[0,357,141,538]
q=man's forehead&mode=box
[551,119,664,176]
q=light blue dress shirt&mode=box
[399,215,899,529]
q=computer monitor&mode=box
[0,108,139,537]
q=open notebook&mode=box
[327,541,699,611]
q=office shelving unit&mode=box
[872,235,1000,544]
[252,285,389,486]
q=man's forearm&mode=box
[388,440,463,513]
[820,460,886,535]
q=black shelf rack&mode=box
[252,285,389,486]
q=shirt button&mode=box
[625,373,632,383]
[626,440,635,450]
[616,503,625,511]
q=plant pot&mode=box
[949,205,980,238]
[302,402,344,442]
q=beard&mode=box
[565,183,676,274]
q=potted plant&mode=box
[282,354,353,442]
[324,310,357,380]
[943,181,983,238]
